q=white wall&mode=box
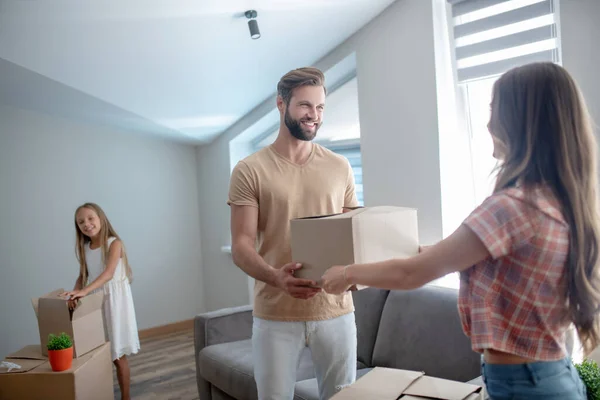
[559,0,600,363]
[0,104,204,358]
[560,0,600,127]
[355,0,443,243]
[196,0,444,312]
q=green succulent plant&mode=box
[47,332,73,351]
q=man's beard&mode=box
[284,108,321,142]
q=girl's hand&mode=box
[322,265,352,294]
[67,299,78,311]
[62,289,89,302]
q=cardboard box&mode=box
[331,367,484,400]
[290,206,419,285]
[0,342,114,400]
[32,289,106,357]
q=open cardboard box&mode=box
[32,289,106,357]
[290,206,419,287]
[0,342,113,400]
[331,367,484,400]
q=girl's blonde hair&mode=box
[490,62,600,354]
[74,203,133,285]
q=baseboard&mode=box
[138,319,194,340]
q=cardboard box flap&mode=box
[332,367,424,399]
[40,288,67,299]
[326,208,368,219]
[400,393,482,400]
[6,345,46,360]
[295,207,367,221]
[1,346,47,375]
[31,289,65,319]
[72,290,104,320]
[0,358,46,374]
[355,205,417,216]
[403,376,482,400]
[38,295,71,321]
[31,297,39,318]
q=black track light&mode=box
[245,10,261,40]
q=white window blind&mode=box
[448,0,560,82]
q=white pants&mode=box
[252,312,357,400]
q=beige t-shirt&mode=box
[228,143,359,321]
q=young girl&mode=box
[322,62,597,399]
[63,202,140,400]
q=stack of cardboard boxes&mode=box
[0,289,114,400]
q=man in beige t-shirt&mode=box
[228,67,359,400]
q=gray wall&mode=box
[560,0,600,362]
[196,0,443,312]
[0,104,204,358]
[560,0,600,126]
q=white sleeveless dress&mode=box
[86,237,140,360]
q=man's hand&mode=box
[273,263,321,300]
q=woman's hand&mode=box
[321,265,352,294]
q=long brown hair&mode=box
[74,203,133,285]
[489,62,600,354]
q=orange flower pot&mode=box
[48,347,73,372]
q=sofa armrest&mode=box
[194,304,253,350]
[194,305,253,400]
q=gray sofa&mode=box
[194,285,484,400]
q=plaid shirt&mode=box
[460,186,571,361]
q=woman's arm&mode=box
[64,240,122,300]
[322,224,490,293]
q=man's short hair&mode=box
[277,67,327,105]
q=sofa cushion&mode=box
[293,367,373,400]
[199,339,316,400]
[352,288,390,367]
[371,286,481,382]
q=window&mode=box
[252,76,364,205]
[430,0,561,290]
[448,0,561,203]
[463,76,498,205]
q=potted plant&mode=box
[47,332,73,372]
[575,358,600,400]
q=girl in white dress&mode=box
[64,202,140,400]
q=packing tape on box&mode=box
[0,361,22,372]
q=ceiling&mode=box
[0,0,395,144]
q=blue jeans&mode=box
[482,357,587,399]
[252,313,357,400]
